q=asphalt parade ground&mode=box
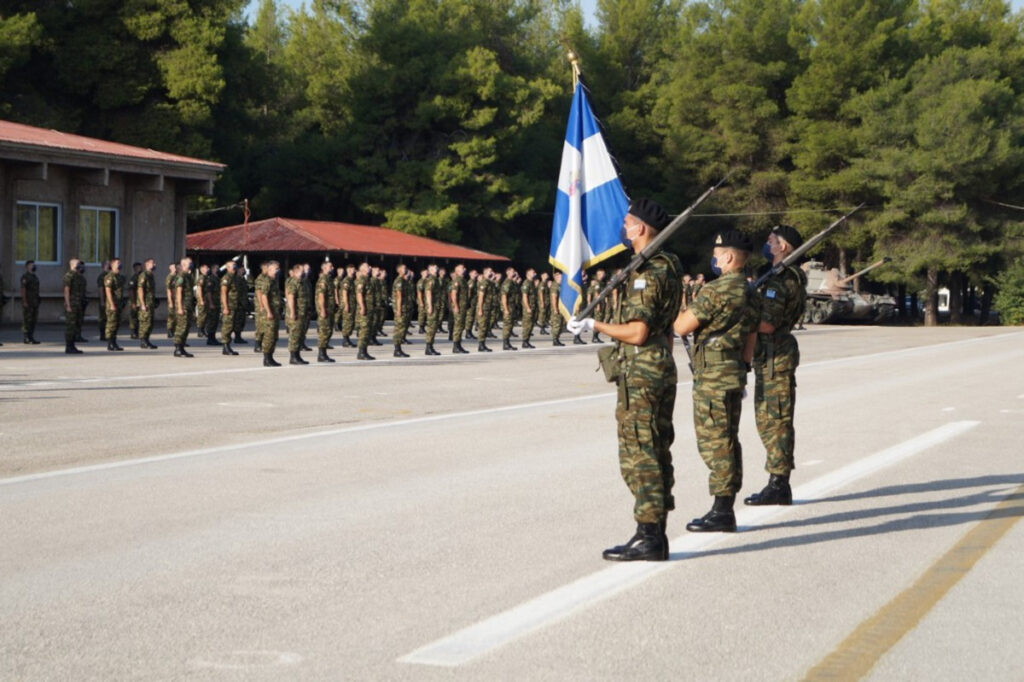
[1,324,1022,680]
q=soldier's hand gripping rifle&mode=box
[751,203,864,290]
[573,173,734,322]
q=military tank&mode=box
[802,258,897,323]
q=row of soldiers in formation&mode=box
[10,256,705,362]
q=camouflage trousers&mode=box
[201,305,220,338]
[417,303,427,330]
[341,309,355,339]
[550,308,564,339]
[692,382,745,496]
[286,315,303,352]
[64,305,83,343]
[166,306,177,337]
[615,353,677,524]
[393,309,409,346]
[138,307,154,340]
[105,305,122,339]
[262,316,279,353]
[254,313,265,349]
[22,304,38,336]
[222,305,236,343]
[424,309,441,344]
[196,305,208,336]
[318,313,335,349]
[297,308,310,347]
[521,309,535,341]
[501,309,514,341]
[173,308,194,345]
[754,368,796,475]
[355,312,371,350]
[233,307,246,335]
[129,305,139,336]
[451,307,466,342]
[97,299,107,335]
[465,304,476,334]
[476,306,490,336]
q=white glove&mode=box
[567,317,595,335]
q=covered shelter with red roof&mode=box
[0,118,224,323]
[186,217,510,271]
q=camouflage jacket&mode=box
[138,271,155,307]
[102,271,123,309]
[63,270,85,307]
[520,279,538,309]
[285,276,302,317]
[754,265,806,373]
[615,251,682,377]
[21,272,40,306]
[172,271,196,307]
[315,274,335,316]
[689,270,759,387]
[451,277,468,310]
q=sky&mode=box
[245,0,600,27]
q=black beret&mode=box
[771,224,804,249]
[713,229,753,252]
[628,198,670,231]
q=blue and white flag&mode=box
[548,83,629,318]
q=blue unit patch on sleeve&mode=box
[765,288,777,299]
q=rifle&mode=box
[573,172,733,321]
[752,204,864,290]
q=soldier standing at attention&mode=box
[219,260,239,355]
[587,270,605,343]
[127,262,142,339]
[103,257,125,351]
[673,230,759,532]
[567,199,681,561]
[449,263,470,354]
[315,261,336,363]
[422,263,442,356]
[299,263,314,352]
[96,261,110,340]
[550,270,565,346]
[285,264,308,365]
[164,263,178,339]
[338,264,356,347]
[475,267,492,352]
[402,268,416,344]
[232,263,248,345]
[194,263,209,344]
[464,270,478,340]
[257,260,282,366]
[253,262,270,354]
[520,268,538,349]
[745,225,807,506]
[537,271,550,335]
[391,263,410,358]
[63,258,86,354]
[20,260,41,344]
[172,258,196,358]
[137,258,158,349]
[204,263,221,345]
[499,267,518,351]
[354,262,374,360]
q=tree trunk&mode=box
[838,249,848,278]
[897,283,907,321]
[949,271,963,325]
[852,248,862,293]
[924,266,939,327]
[979,287,994,326]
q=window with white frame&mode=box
[78,206,119,264]
[15,201,61,264]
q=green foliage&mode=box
[993,257,1024,324]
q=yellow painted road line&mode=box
[803,484,1024,681]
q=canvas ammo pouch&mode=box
[596,344,623,383]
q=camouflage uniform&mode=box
[354,272,371,352]
[172,270,196,345]
[202,270,220,339]
[416,275,427,332]
[233,271,248,338]
[423,274,442,344]
[476,277,492,337]
[371,276,386,339]
[20,270,40,340]
[137,270,156,342]
[451,275,469,342]
[221,270,238,344]
[102,271,124,340]
[316,272,336,350]
[195,271,209,336]
[537,278,550,329]
[339,274,356,341]
[253,272,270,350]
[63,268,86,343]
[465,277,478,335]
[499,278,517,341]
[520,278,538,343]
[392,276,409,346]
[754,266,806,475]
[689,270,760,496]
[549,279,564,341]
[299,274,313,347]
[400,276,415,336]
[128,269,140,338]
[259,274,281,353]
[285,275,303,352]
[96,271,108,337]
[605,252,682,524]
[165,270,178,337]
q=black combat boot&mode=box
[318,348,336,362]
[502,339,517,351]
[107,337,124,351]
[223,343,238,356]
[553,337,564,347]
[206,332,219,346]
[341,336,353,347]
[744,474,793,506]
[370,336,381,346]
[76,334,88,342]
[302,343,313,352]
[289,351,308,365]
[234,332,247,344]
[145,337,158,349]
[356,347,375,360]
[425,343,441,356]
[453,341,469,354]
[522,340,535,349]
[65,342,83,354]
[393,345,409,358]
[478,341,492,352]
[686,496,737,533]
[573,334,586,345]
[592,332,603,343]
[465,329,476,340]
[174,344,194,358]
[263,352,281,367]
[539,326,548,335]
[23,335,31,344]
[418,325,426,334]
[254,341,262,353]
[602,523,669,562]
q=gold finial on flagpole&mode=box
[568,50,580,90]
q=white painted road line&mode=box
[398,421,980,667]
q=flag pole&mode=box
[568,51,580,90]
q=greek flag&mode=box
[548,83,629,318]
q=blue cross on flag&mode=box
[548,83,629,318]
